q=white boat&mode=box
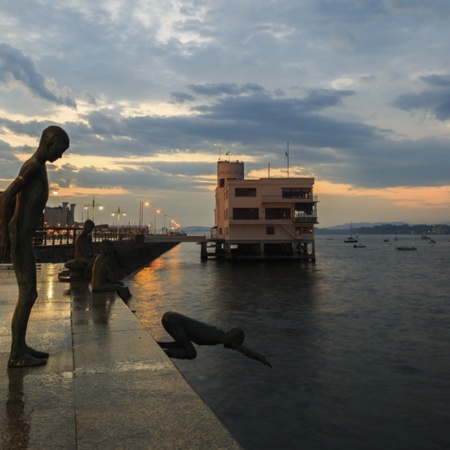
[395,246,417,251]
[344,223,358,243]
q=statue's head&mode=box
[224,327,245,348]
[84,219,95,232]
[40,126,70,162]
[100,239,114,255]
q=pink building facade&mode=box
[210,160,318,260]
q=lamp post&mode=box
[111,207,126,240]
[139,201,150,229]
[154,208,160,235]
[84,197,103,222]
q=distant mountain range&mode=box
[320,222,409,230]
[316,222,450,235]
[184,226,211,235]
[184,223,450,235]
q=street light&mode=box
[111,207,126,240]
[84,197,103,222]
[139,201,151,229]
[154,209,160,235]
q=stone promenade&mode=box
[0,263,241,449]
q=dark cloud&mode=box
[188,83,266,97]
[0,44,77,109]
[393,73,450,120]
[171,92,196,103]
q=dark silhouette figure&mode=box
[75,219,95,276]
[158,311,272,367]
[0,126,70,367]
[91,239,131,301]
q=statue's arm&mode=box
[0,158,41,259]
[228,343,272,368]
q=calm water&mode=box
[128,235,450,450]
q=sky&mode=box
[1,0,450,229]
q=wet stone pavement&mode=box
[0,263,241,450]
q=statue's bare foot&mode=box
[8,354,47,368]
[26,346,49,358]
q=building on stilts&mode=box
[201,160,318,261]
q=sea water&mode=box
[128,235,450,450]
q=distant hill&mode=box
[183,226,211,235]
[323,222,408,230]
[316,222,450,235]
[183,223,450,236]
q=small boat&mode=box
[353,244,366,248]
[395,246,417,251]
[421,235,430,240]
[384,239,390,242]
[344,223,358,243]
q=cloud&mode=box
[2,1,450,227]
[393,73,450,120]
[188,83,266,97]
[0,43,77,109]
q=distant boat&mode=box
[384,239,390,242]
[395,246,417,251]
[353,244,366,248]
[344,223,358,243]
[421,235,430,240]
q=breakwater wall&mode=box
[33,237,179,277]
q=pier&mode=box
[0,263,241,449]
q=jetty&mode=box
[0,263,241,449]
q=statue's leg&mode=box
[8,239,47,367]
[163,344,197,360]
[159,317,197,359]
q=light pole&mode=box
[111,207,126,240]
[84,197,103,222]
[139,201,150,229]
[154,209,160,235]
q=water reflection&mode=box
[2,369,30,449]
[70,281,115,328]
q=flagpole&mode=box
[286,141,290,178]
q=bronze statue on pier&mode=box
[158,311,272,367]
[91,239,132,301]
[59,219,96,281]
[0,126,70,367]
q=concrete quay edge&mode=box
[0,263,242,450]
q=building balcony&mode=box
[293,216,318,224]
[261,195,319,203]
[228,215,318,224]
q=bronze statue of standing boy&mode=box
[0,126,70,367]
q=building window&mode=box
[296,227,313,235]
[266,226,275,235]
[219,178,225,187]
[265,208,291,220]
[233,208,259,220]
[294,203,316,220]
[282,188,311,198]
[235,187,256,197]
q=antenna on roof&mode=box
[285,141,290,178]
